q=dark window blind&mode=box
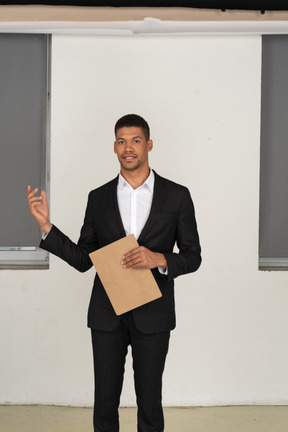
[0,34,49,248]
[259,35,288,269]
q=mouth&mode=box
[122,154,137,161]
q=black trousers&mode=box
[91,312,170,432]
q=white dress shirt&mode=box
[117,169,154,240]
[117,169,167,275]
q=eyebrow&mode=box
[117,136,142,141]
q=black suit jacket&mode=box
[40,171,201,334]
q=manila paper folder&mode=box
[89,234,162,316]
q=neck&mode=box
[120,166,151,189]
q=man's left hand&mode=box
[121,246,167,270]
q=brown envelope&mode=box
[89,234,162,315]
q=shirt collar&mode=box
[118,169,154,192]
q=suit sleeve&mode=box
[40,193,98,273]
[164,188,201,281]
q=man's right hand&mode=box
[27,186,52,234]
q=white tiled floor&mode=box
[1,405,288,432]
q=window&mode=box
[259,35,288,270]
[0,34,50,269]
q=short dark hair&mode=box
[114,114,150,140]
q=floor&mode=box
[1,405,288,432]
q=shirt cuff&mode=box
[42,225,53,240]
[158,266,168,276]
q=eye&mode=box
[118,140,124,145]
[133,140,140,144]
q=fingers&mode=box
[122,246,141,260]
[27,186,47,202]
[122,246,166,270]
[122,252,142,269]
[121,246,143,268]
[27,186,51,231]
[122,246,153,269]
[27,186,45,214]
[27,185,40,196]
[40,190,47,205]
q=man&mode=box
[27,114,201,432]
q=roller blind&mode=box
[259,35,288,270]
[0,34,49,268]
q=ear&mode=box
[147,140,153,152]
[114,141,117,153]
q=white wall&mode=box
[1,34,288,407]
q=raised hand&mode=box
[27,186,52,234]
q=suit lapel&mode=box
[138,171,168,243]
[104,176,126,238]
[104,171,168,242]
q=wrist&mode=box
[158,253,167,270]
[40,221,52,234]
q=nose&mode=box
[124,140,134,151]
